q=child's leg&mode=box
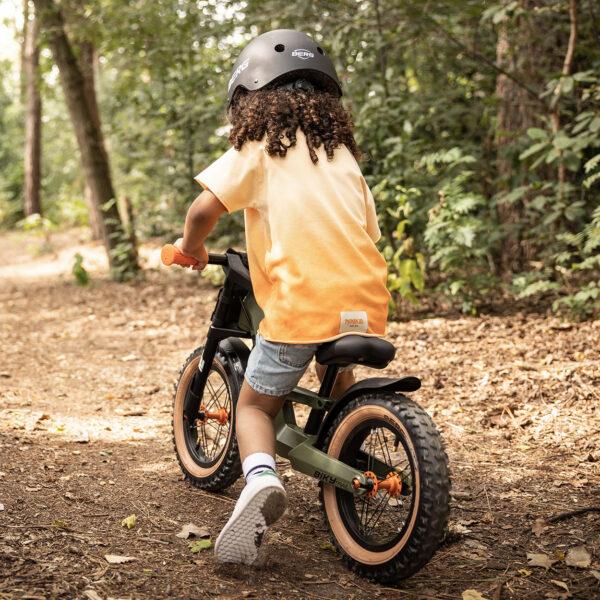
[215,383,287,564]
[216,336,316,564]
[315,362,355,399]
[235,380,284,480]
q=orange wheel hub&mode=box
[356,471,402,498]
[197,404,229,426]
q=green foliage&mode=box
[513,60,600,319]
[1,0,598,318]
[72,252,90,286]
[0,60,24,228]
[423,150,499,313]
[17,213,56,255]
[201,264,225,288]
[375,180,424,305]
[102,198,139,282]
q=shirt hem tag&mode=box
[340,311,368,334]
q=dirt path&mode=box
[1,232,599,599]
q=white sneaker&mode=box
[215,472,287,565]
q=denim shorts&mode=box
[245,334,318,396]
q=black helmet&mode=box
[226,29,342,108]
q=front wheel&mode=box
[172,346,242,491]
[320,393,450,583]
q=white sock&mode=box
[242,452,277,483]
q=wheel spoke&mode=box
[199,422,209,456]
[211,423,223,458]
[368,428,375,472]
[363,492,389,535]
[342,418,418,548]
[358,496,368,531]
[367,494,392,534]
[204,380,227,411]
[377,427,394,468]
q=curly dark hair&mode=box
[228,88,361,164]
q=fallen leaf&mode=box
[565,545,592,568]
[462,590,488,600]
[451,522,472,535]
[83,590,103,600]
[532,518,548,536]
[189,539,212,553]
[121,514,137,529]
[52,519,69,529]
[104,554,136,564]
[282,468,295,481]
[319,542,336,552]
[176,523,210,539]
[0,503,4,511]
[518,568,532,577]
[590,570,600,581]
[550,580,569,592]
[527,552,557,569]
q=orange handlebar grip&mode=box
[161,244,198,267]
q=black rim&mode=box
[335,417,417,552]
[182,361,232,468]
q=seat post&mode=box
[303,365,340,435]
[318,365,340,398]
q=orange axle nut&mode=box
[364,471,379,498]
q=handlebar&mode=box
[160,244,227,268]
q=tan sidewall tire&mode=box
[322,404,421,566]
[173,356,233,479]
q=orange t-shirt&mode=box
[195,131,390,343]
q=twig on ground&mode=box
[546,506,600,524]
[493,578,506,600]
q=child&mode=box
[175,29,390,565]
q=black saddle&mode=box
[316,335,395,369]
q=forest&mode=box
[1,0,598,316]
[1,1,599,599]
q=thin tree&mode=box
[79,41,105,241]
[23,0,42,217]
[33,0,138,280]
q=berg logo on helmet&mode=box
[228,58,250,91]
[292,48,314,60]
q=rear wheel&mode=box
[320,393,450,583]
[172,347,242,491]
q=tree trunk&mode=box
[550,0,578,198]
[494,1,539,274]
[23,0,42,217]
[33,0,138,280]
[79,42,105,241]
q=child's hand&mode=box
[174,238,209,271]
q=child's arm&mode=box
[175,189,227,269]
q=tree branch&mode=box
[421,12,547,108]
